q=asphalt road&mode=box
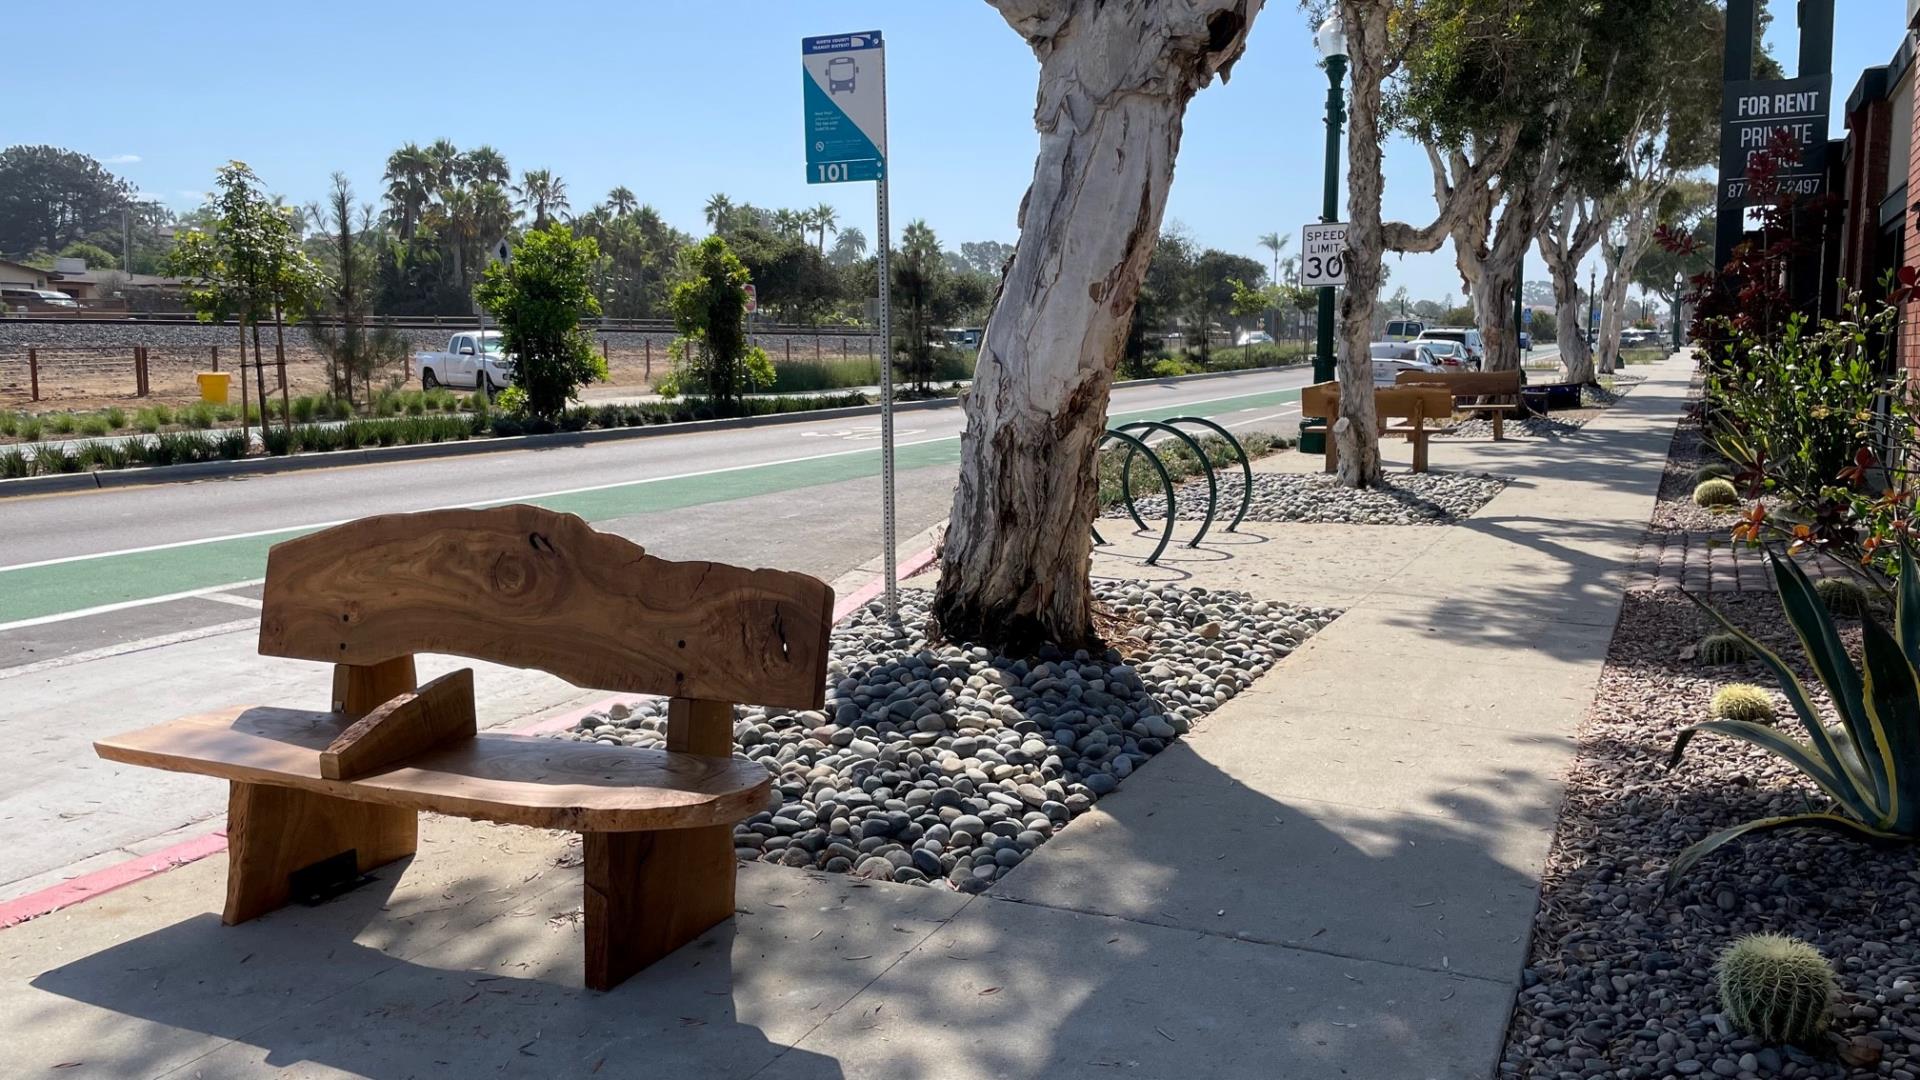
[0,368,1312,629]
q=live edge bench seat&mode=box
[92,504,832,993]
[95,706,773,833]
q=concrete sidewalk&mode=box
[0,356,1692,1078]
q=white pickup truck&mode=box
[415,330,515,393]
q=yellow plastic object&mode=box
[196,371,231,404]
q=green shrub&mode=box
[48,413,77,434]
[32,444,78,473]
[0,412,17,437]
[1813,576,1868,617]
[183,402,216,429]
[290,395,318,423]
[21,415,45,441]
[1716,934,1834,1044]
[132,408,161,434]
[215,430,248,459]
[103,406,127,429]
[213,404,239,422]
[326,396,352,421]
[1695,632,1752,665]
[151,404,174,425]
[0,447,29,479]
[1709,684,1774,723]
[1693,478,1739,507]
[78,416,111,437]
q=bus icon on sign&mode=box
[827,57,857,93]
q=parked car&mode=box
[1416,327,1485,369]
[1235,329,1274,346]
[1359,341,1445,387]
[1384,318,1427,342]
[1417,339,1471,370]
[415,330,515,393]
[0,287,79,310]
[1519,331,1532,352]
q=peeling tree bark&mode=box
[1538,191,1604,384]
[933,0,1261,652]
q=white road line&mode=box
[0,618,258,681]
[1225,408,1301,430]
[2,378,1303,576]
[0,580,265,634]
[199,592,264,609]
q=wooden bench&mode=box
[1300,380,1453,474]
[1394,369,1524,440]
[95,504,833,991]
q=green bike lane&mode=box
[0,385,1301,627]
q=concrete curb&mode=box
[0,363,1304,500]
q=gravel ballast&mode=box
[567,583,1337,892]
[1500,588,1920,1079]
[1111,468,1507,526]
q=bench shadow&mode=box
[24,855,848,1079]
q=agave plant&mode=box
[1667,546,1920,881]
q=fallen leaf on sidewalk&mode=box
[979,986,1001,995]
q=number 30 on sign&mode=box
[1299,222,1349,288]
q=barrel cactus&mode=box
[1709,684,1774,723]
[1691,462,1733,486]
[1813,576,1868,618]
[1693,478,1739,507]
[1696,632,1752,666]
[1716,933,1835,1044]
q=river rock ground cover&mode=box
[1499,587,1920,1079]
[568,582,1336,892]
[1112,468,1508,526]
[1440,371,1647,441]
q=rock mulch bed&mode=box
[568,583,1338,892]
[1650,398,1784,534]
[1439,372,1645,440]
[1110,469,1507,526]
[1500,589,1920,1080]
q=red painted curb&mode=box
[0,541,947,929]
[0,829,228,930]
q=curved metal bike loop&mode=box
[1090,428,1177,567]
[1160,415,1253,532]
[1113,420,1217,547]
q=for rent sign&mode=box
[1717,75,1831,205]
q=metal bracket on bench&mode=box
[288,849,376,906]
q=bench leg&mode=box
[1412,432,1429,473]
[582,825,736,991]
[223,781,417,925]
[1492,411,1504,441]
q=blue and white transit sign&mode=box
[803,31,886,184]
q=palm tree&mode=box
[607,186,637,217]
[382,143,434,241]
[810,202,838,253]
[461,145,511,187]
[829,226,868,266]
[440,185,477,291]
[703,193,734,233]
[772,208,805,238]
[514,169,570,229]
[1257,231,1288,284]
[425,139,461,190]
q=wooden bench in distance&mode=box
[1300,381,1453,474]
[1395,368,1524,440]
[95,504,833,992]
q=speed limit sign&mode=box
[1300,222,1349,287]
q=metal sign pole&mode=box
[875,83,898,622]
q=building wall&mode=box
[1906,21,1920,381]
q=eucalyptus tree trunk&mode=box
[933,0,1261,651]
[1329,0,1395,488]
[1597,202,1656,373]
[1538,193,1602,383]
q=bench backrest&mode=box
[258,504,833,710]
[1394,369,1521,396]
[1301,381,1452,421]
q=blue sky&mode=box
[8,1,1900,304]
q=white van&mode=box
[1384,318,1426,342]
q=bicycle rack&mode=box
[1157,416,1253,533]
[1091,428,1176,566]
[1111,420,1216,547]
